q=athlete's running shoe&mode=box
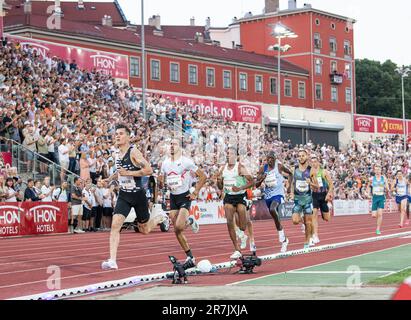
[239,233,248,250]
[188,217,200,234]
[101,259,118,270]
[376,230,381,235]
[230,251,242,260]
[309,237,315,247]
[184,256,196,269]
[303,243,310,250]
[405,220,410,226]
[312,235,320,244]
[280,238,289,253]
[250,242,257,253]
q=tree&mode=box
[356,59,411,119]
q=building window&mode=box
[330,37,337,53]
[206,68,215,87]
[284,79,292,97]
[346,88,352,104]
[223,70,232,89]
[239,72,247,91]
[344,40,352,56]
[331,86,338,102]
[345,63,352,79]
[331,23,336,30]
[345,26,350,33]
[270,77,277,95]
[331,61,338,73]
[255,75,263,93]
[170,62,180,83]
[314,33,322,49]
[315,83,323,100]
[298,81,306,99]
[150,59,160,80]
[315,18,320,26]
[130,57,140,77]
[188,65,198,85]
[315,59,323,75]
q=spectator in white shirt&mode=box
[41,177,54,202]
[82,179,94,232]
[4,178,18,202]
[53,181,70,202]
[58,138,70,182]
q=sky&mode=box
[63,0,411,66]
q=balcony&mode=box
[330,72,344,84]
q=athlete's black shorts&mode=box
[103,207,113,217]
[312,192,329,213]
[223,193,247,207]
[114,189,150,224]
[170,191,192,211]
[82,207,91,221]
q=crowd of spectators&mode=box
[0,38,410,232]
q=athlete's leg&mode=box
[311,207,319,238]
[225,204,241,252]
[236,204,248,232]
[376,208,383,232]
[109,214,126,261]
[269,200,283,231]
[137,214,165,234]
[304,213,313,245]
[172,208,192,252]
[400,198,407,226]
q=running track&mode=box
[1,213,410,299]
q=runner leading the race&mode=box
[158,138,207,265]
[368,164,390,235]
[256,151,291,253]
[101,124,167,270]
[217,146,255,260]
[309,154,334,245]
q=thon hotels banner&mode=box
[8,34,129,80]
[0,202,68,237]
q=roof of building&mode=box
[5,0,128,27]
[130,25,211,41]
[235,7,356,25]
[4,15,309,76]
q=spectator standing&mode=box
[71,177,85,233]
[58,138,70,182]
[40,176,54,202]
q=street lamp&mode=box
[141,0,147,120]
[345,61,355,140]
[396,66,410,152]
[268,22,297,141]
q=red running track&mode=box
[0,213,410,299]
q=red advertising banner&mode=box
[8,35,129,80]
[144,91,262,124]
[353,115,375,133]
[1,152,12,167]
[0,202,68,237]
[377,118,406,134]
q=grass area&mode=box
[368,268,411,285]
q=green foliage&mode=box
[368,268,411,285]
[356,59,411,118]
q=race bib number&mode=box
[224,177,236,192]
[119,176,136,189]
[397,186,406,196]
[373,186,384,195]
[265,172,278,188]
[317,177,324,188]
[167,174,183,191]
[296,180,309,193]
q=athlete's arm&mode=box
[216,166,224,190]
[385,177,391,197]
[289,167,295,200]
[324,169,334,201]
[232,163,254,192]
[190,168,207,200]
[120,147,153,177]
[255,166,266,188]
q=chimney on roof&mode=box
[190,17,195,26]
[288,0,297,10]
[77,0,85,10]
[24,0,32,14]
[149,15,161,30]
[265,0,279,13]
[205,17,211,30]
[195,32,204,43]
[102,15,113,27]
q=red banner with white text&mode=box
[0,202,68,237]
[353,115,375,133]
[8,35,129,80]
[377,118,406,135]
